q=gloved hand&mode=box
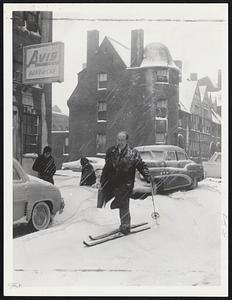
[145,174,152,184]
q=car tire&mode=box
[29,202,51,231]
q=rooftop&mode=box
[140,43,180,70]
[106,36,130,67]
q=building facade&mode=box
[52,105,69,169]
[68,29,181,159]
[68,29,221,162]
[179,72,221,161]
[13,11,53,173]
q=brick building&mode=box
[68,29,181,159]
[52,105,69,169]
[68,29,221,161]
[179,71,221,161]
[13,11,53,173]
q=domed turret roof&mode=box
[140,43,179,70]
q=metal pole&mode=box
[150,176,160,225]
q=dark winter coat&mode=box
[32,154,56,184]
[80,158,96,186]
[98,144,149,207]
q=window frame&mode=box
[176,151,188,161]
[96,134,106,154]
[166,151,177,161]
[22,105,40,154]
[97,73,108,90]
[154,69,169,83]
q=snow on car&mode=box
[132,145,204,198]
[203,152,221,178]
[13,158,64,231]
[62,157,105,173]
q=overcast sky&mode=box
[52,4,227,114]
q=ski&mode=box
[88,222,148,241]
[83,226,151,247]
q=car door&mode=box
[165,150,178,168]
[161,150,191,191]
[176,150,191,168]
[13,164,28,221]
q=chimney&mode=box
[131,29,144,67]
[87,30,99,68]
[174,60,182,82]
[217,69,222,90]
[190,73,198,81]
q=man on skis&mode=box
[98,131,150,235]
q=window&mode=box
[156,99,168,118]
[23,12,39,32]
[177,151,187,160]
[153,69,168,83]
[97,73,108,90]
[63,137,69,155]
[139,151,153,160]
[151,151,165,161]
[96,134,106,153]
[23,105,40,154]
[169,69,179,85]
[13,167,21,180]
[166,151,176,161]
[97,101,107,121]
[156,133,166,144]
[156,119,167,133]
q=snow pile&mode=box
[13,175,222,289]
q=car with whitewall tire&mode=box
[13,158,64,231]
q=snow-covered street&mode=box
[13,171,223,290]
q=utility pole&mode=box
[40,11,53,151]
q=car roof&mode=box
[134,145,184,152]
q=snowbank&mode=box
[13,176,222,291]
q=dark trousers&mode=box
[111,185,131,229]
[119,198,131,229]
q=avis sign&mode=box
[23,42,64,84]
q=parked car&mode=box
[62,157,105,173]
[13,158,64,231]
[203,152,221,178]
[132,145,204,198]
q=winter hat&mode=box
[43,146,52,154]
[80,157,89,166]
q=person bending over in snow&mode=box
[32,146,56,184]
[98,131,150,235]
[80,157,96,186]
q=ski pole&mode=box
[150,176,160,225]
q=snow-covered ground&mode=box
[13,172,224,294]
